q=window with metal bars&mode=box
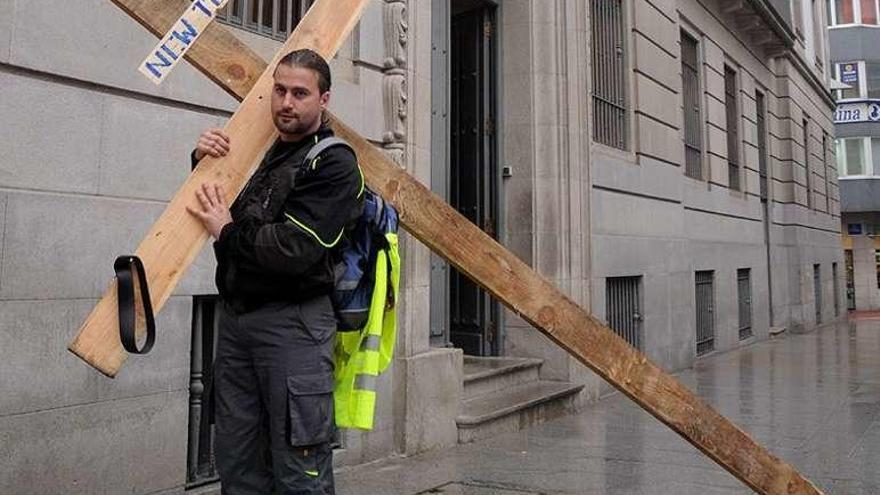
[812,0,824,70]
[793,0,805,38]
[814,263,822,324]
[590,0,628,151]
[217,0,313,41]
[606,276,643,350]
[803,118,813,209]
[756,91,769,200]
[737,269,752,340]
[695,270,715,356]
[724,66,740,191]
[822,132,830,212]
[681,31,703,179]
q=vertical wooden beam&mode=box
[71,1,825,493]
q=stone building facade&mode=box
[0,0,841,493]
[828,0,880,311]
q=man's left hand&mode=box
[187,182,233,240]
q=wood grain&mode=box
[68,0,371,377]
[72,1,825,493]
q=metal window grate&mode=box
[217,0,313,41]
[591,0,628,150]
[606,276,643,350]
[695,271,715,356]
[803,118,813,209]
[756,91,768,199]
[737,269,752,340]
[833,262,840,317]
[823,132,830,212]
[793,0,805,37]
[725,66,740,191]
[814,264,822,324]
[187,296,221,488]
[681,32,703,179]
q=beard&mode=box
[273,112,315,136]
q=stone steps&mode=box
[462,356,543,400]
[456,356,583,444]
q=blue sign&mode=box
[841,63,859,84]
[848,223,864,235]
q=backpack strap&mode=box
[302,136,354,171]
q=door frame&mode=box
[429,0,503,355]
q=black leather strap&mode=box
[114,255,156,355]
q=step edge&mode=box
[462,358,544,384]
[456,382,584,426]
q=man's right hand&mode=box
[194,128,231,161]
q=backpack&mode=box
[302,136,400,332]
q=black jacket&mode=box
[192,124,363,313]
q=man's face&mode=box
[271,64,330,141]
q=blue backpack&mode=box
[303,137,400,332]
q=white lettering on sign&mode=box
[835,101,880,124]
[138,0,229,85]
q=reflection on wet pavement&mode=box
[338,320,880,494]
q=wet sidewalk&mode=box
[335,319,880,494]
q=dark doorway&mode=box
[448,1,498,356]
[845,250,855,311]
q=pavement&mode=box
[335,318,880,494]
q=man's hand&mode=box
[187,183,233,240]
[194,128,230,161]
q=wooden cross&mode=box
[67,1,825,493]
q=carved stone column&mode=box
[382,0,408,167]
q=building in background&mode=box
[0,0,842,493]
[828,0,880,311]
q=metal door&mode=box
[833,262,840,317]
[449,3,498,356]
[846,250,855,310]
[606,277,643,350]
[695,271,715,356]
[814,264,822,324]
[737,269,752,340]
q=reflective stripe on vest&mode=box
[334,233,400,430]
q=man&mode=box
[187,49,363,494]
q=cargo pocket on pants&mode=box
[287,372,335,447]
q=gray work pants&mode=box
[214,296,337,495]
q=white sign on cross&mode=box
[138,0,229,84]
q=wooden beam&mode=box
[73,1,826,494]
[106,0,265,99]
[67,0,371,377]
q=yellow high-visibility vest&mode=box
[333,232,400,430]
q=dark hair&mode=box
[275,49,332,93]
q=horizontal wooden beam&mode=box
[107,0,264,99]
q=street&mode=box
[337,318,880,494]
